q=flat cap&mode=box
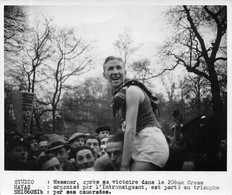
[68,133,86,144]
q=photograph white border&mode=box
[1,0,231,194]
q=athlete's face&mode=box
[103,59,126,89]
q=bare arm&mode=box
[120,86,144,171]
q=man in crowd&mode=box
[68,132,86,162]
[47,134,76,171]
[68,132,86,148]
[85,134,100,159]
[94,131,124,171]
[6,136,37,170]
[25,135,39,164]
[74,145,95,171]
[105,131,124,170]
[37,153,63,171]
[95,126,111,139]
[100,136,109,146]
[38,134,48,154]
[98,136,110,157]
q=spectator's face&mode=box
[39,141,48,152]
[9,145,28,163]
[39,145,48,152]
[71,137,85,149]
[86,139,100,154]
[30,139,38,152]
[75,149,95,170]
[52,147,69,160]
[100,137,109,146]
[106,142,123,171]
[103,59,126,89]
[42,157,63,171]
[99,131,109,139]
[99,145,107,157]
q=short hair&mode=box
[108,131,124,143]
[85,134,100,145]
[103,56,124,71]
[73,145,95,158]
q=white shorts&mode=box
[132,126,169,168]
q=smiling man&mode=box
[74,145,95,171]
[103,56,126,89]
[103,56,169,171]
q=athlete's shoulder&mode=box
[127,85,143,93]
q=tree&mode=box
[180,74,211,116]
[4,6,28,55]
[4,14,95,133]
[5,15,55,133]
[130,58,153,84]
[39,27,95,133]
[153,6,227,160]
[157,6,226,138]
[4,82,17,131]
[5,16,54,92]
[113,28,142,66]
[60,77,115,134]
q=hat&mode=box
[95,126,111,134]
[68,133,86,144]
[47,134,67,151]
[39,134,48,147]
[7,137,30,152]
[39,141,48,147]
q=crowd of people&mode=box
[5,126,112,171]
[4,56,226,171]
[4,124,226,171]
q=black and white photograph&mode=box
[1,0,231,194]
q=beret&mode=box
[95,126,111,134]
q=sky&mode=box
[25,5,170,62]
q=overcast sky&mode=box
[25,5,170,60]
